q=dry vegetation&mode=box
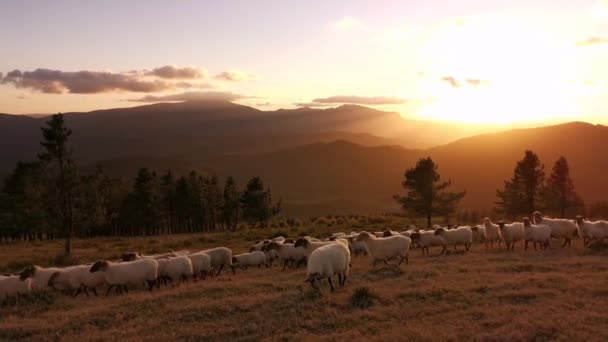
[1,222,608,341]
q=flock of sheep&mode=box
[1,211,607,303]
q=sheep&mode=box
[498,221,525,251]
[356,232,411,267]
[482,218,503,248]
[187,252,213,280]
[304,242,350,292]
[19,265,67,291]
[434,227,473,254]
[294,237,334,256]
[575,216,608,246]
[471,225,486,244]
[0,275,31,303]
[382,230,400,237]
[90,258,158,295]
[249,240,271,252]
[47,264,106,297]
[232,251,268,271]
[121,250,190,262]
[409,231,447,255]
[156,256,193,287]
[533,211,578,247]
[201,247,234,276]
[400,231,412,238]
[523,217,551,251]
[346,236,368,257]
[264,242,307,270]
[373,232,385,238]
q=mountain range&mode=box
[1,101,606,216]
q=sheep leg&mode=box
[92,288,98,297]
[338,273,343,287]
[282,259,288,271]
[72,288,81,298]
[106,285,114,297]
[216,265,224,276]
[327,276,335,292]
[524,240,529,251]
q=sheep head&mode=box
[121,252,139,262]
[265,241,282,251]
[47,271,61,288]
[532,211,543,223]
[231,257,238,264]
[498,221,506,229]
[284,238,295,244]
[523,217,532,227]
[90,260,109,273]
[434,228,446,236]
[575,215,585,225]
[383,230,393,237]
[294,237,309,249]
[304,272,323,289]
[356,232,374,242]
[19,265,37,281]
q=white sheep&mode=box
[356,232,411,267]
[232,251,268,271]
[90,258,158,295]
[471,225,486,244]
[264,242,307,270]
[346,236,368,257]
[19,265,67,291]
[156,256,193,287]
[409,230,447,255]
[482,218,503,248]
[201,247,234,276]
[533,211,578,247]
[304,242,350,292]
[523,217,551,251]
[47,264,106,296]
[575,216,608,246]
[249,240,271,252]
[498,221,525,251]
[187,252,213,280]
[434,227,473,254]
[294,237,334,256]
[0,275,31,303]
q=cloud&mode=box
[129,91,250,103]
[440,76,488,88]
[293,102,334,108]
[466,79,482,87]
[1,68,173,94]
[214,70,254,81]
[145,65,208,79]
[576,36,608,46]
[332,16,364,31]
[310,95,408,105]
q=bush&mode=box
[349,287,379,309]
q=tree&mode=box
[394,157,466,228]
[39,114,78,255]
[541,157,583,218]
[496,150,545,219]
[222,176,240,231]
[240,177,281,228]
[159,170,176,234]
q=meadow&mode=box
[1,220,608,342]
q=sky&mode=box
[1,0,608,125]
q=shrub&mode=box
[349,287,379,309]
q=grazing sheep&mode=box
[533,212,578,247]
[47,264,106,297]
[498,221,525,251]
[356,232,411,267]
[434,227,473,254]
[0,275,31,303]
[264,242,308,270]
[304,242,350,292]
[232,251,268,271]
[294,237,334,256]
[482,218,503,248]
[156,256,193,287]
[471,225,486,244]
[201,247,234,276]
[523,217,551,251]
[346,236,368,257]
[409,231,447,255]
[575,216,608,246]
[187,252,212,280]
[19,265,66,291]
[90,258,158,295]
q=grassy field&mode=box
[1,227,608,342]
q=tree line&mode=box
[394,151,583,227]
[0,114,281,254]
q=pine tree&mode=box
[222,176,240,231]
[542,157,583,218]
[394,157,466,228]
[240,176,281,228]
[496,150,545,219]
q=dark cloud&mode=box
[576,36,608,47]
[129,91,250,103]
[310,95,408,105]
[214,70,252,81]
[1,68,173,94]
[146,65,208,79]
[441,76,460,88]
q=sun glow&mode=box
[416,16,580,125]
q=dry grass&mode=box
[1,232,608,342]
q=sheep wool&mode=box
[356,232,411,267]
[305,242,350,291]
